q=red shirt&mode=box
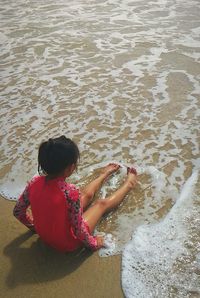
[13,176,98,252]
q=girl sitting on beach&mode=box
[13,136,137,252]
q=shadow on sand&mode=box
[3,231,92,288]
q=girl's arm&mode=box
[64,187,98,250]
[13,185,35,232]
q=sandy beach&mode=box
[0,197,124,298]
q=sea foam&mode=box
[121,171,200,298]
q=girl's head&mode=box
[38,135,80,177]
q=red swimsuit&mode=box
[13,176,98,252]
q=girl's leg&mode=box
[80,163,120,210]
[83,170,137,232]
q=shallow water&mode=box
[122,171,200,298]
[0,0,200,296]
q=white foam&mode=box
[0,2,199,284]
[98,233,117,257]
[122,171,200,298]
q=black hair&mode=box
[38,135,80,176]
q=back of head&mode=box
[38,135,80,176]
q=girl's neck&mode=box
[46,174,65,181]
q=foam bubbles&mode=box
[122,171,200,298]
[98,233,117,257]
[0,0,199,202]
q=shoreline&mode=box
[0,197,124,298]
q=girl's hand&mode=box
[96,235,104,248]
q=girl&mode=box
[13,136,137,252]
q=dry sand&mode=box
[0,197,124,298]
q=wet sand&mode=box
[0,197,123,298]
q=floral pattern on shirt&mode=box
[13,176,39,232]
[58,180,98,250]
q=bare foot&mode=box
[100,163,120,178]
[125,167,138,189]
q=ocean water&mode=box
[122,171,200,298]
[0,0,199,296]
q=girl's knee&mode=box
[81,190,94,201]
[80,191,94,210]
[95,199,110,212]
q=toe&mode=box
[127,167,137,175]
